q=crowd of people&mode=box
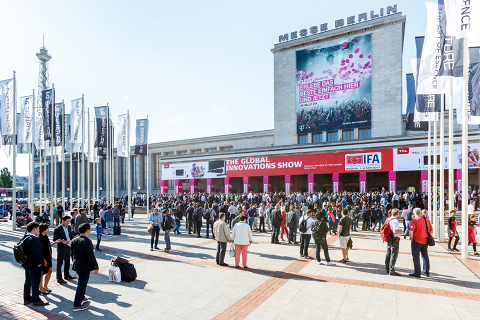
[15,188,480,313]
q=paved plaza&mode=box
[1,215,480,320]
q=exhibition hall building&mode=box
[36,8,480,197]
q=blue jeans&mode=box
[405,221,412,235]
[164,230,171,249]
[352,219,358,230]
[173,221,180,233]
[373,219,382,231]
[206,220,215,238]
[411,240,430,275]
[248,217,254,229]
[74,272,90,307]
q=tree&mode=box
[0,167,12,188]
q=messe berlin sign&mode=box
[277,5,398,44]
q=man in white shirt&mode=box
[298,209,313,259]
[228,202,238,229]
[258,203,265,232]
[385,208,403,276]
[468,200,475,216]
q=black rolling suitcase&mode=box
[113,225,121,235]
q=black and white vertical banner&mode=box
[42,89,53,142]
[94,106,108,159]
[34,105,44,150]
[54,102,64,147]
[134,119,148,156]
[417,1,449,94]
[117,114,128,157]
[456,47,480,124]
[0,78,14,155]
[406,74,428,131]
[64,114,71,153]
[16,113,28,154]
[70,98,82,146]
[19,95,33,144]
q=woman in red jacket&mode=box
[280,210,288,241]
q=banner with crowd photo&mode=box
[296,34,372,134]
[162,160,227,180]
[134,119,148,155]
[226,149,393,177]
[393,144,480,171]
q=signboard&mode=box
[296,34,372,134]
[393,144,480,171]
[1,189,6,197]
[162,161,227,180]
[226,149,392,177]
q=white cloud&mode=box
[212,103,228,114]
[169,116,185,123]
[123,96,129,101]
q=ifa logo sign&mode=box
[164,164,170,168]
[397,148,409,154]
[345,152,382,171]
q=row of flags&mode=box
[407,0,480,127]
[0,79,149,159]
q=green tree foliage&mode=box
[0,167,13,188]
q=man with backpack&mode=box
[271,204,282,244]
[298,209,314,259]
[204,203,216,239]
[383,208,403,276]
[337,209,352,263]
[17,222,50,306]
[312,211,335,266]
[162,209,175,253]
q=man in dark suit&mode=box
[53,215,77,284]
[21,222,50,306]
[71,223,99,311]
[271,204,282,244]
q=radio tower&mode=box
[36,36,51,108]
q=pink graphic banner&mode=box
[308,174,315,193]
[359,172,367,192]
[160,180,168,194]
[190,179,198,194]
[421,171,428,194]
[174,180,183,194]
[455,169,462,192]
[206,178,214,194]
[263,176,271,193]
[388,171,396,193]
[285,175,292,194]
[243,177,250,194]
[224,178,232,194]
[332,173,339,193]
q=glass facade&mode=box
[298,134,307,144]
[327,131,338,142]
[342,129,354,141]
[155,154,161,189]
[359,128,372,139]
[312,133,321,143]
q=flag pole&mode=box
[87,108,90,212]
[12,71,17,231]
[44,142,47,215]
[80,94,85,210]
[439,95,445,242]
[448,77,454,225]
[70,142,72,211]
[461,37,469,259]
[50,85,55,224]
[427,121,432,220]
[106,104,110,205]
[146,115,149,218]
[31,89,35,212]
[433,113,438,237]
[127,111,131,221]
[110,122,114,204]
[61,101,65,218]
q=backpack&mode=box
[13,236,31,265]
[380,217,395,242]
[204,209,211,221]
[119,263,137,282]
[311,220,323,237]
[193,209,199,221]
[299,216,310,233]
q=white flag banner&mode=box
[56,146,63,161]
[117,114,128,157]
[445,0,480,45]
[45,141,51,156]
[417,1,450,94]
[69,98,82,144]
[0,79,14,150]
[34,106,45,150]
[73,142,82,153]
[19,95,34,143]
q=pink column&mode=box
[174,180,183,194]
[308,174,315,193]
[332,173,340,193]
[190,179,198,193]
[206,178,214,194]
[263,176,271,193]
[421,170,428,194]
[224,177,232,194]
[388,172,396,193]
[285,175,292,194]
[359,172,367,193]
[243,177,250,194]
[455,169,462,192]
[160,180,168,194]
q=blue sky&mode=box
[0,0,427,175]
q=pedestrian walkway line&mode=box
[213,235,339,320]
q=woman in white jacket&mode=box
[232,215,253,268]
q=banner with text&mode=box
[162,161,227,180]
[296,34,372,134]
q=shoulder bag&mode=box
[423,217,435,246]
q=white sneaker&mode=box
[327,262,336,266]
[317,261,324,265]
